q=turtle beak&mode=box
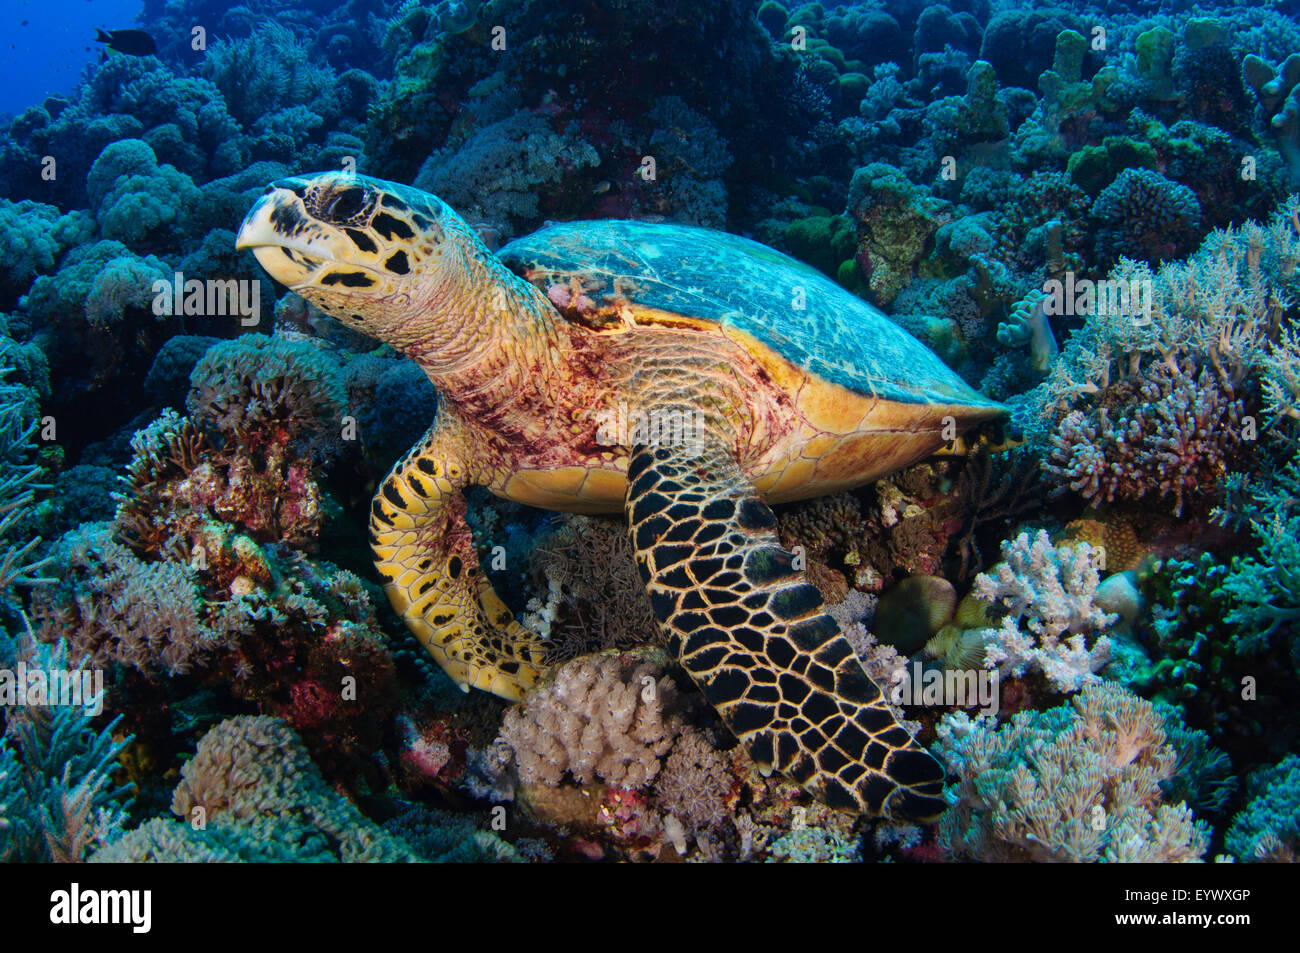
[236,184,337,288]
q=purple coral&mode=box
[1044,361,1249,517]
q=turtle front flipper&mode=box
[370,422,553,700]
[625,435,946,820]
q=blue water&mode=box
[0,0,144,118]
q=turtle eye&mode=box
[325,187,369,223]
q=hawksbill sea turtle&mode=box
[236,172,1006,819]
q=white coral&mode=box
[498,652,681,789]
[972,530,1115,693]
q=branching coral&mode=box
[1137,552,1296,761]
[935,681,1209,862]
[971,530,1115,693]
[1026,198,1300,516]
[1045,360,1250,517]
[0,637,134,862]
[0,361,51,592]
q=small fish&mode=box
[94,28,157,57]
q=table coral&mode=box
[935,681,1209,862]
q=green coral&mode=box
[1137,554,1296,760]
[1066,137,1158,196]
[1221,453,1300,648]
[1226,755,1300,861]
[784,214,857,279]
[0,637,134,862]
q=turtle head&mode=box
[237,172,479,352]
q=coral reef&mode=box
[0,0,1296,867]
[495,649,682,789]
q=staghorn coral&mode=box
[0,636,134,862]
[1025,198,1300,515]
[94,716,416,862]
[971,530,1116,693]
[496,649,683,789]
[935,681,1209,862]
[1044,360,1250,518]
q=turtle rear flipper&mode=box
[624,432,946,820]
[370,422,552,700]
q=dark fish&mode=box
[94,28,156,57]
